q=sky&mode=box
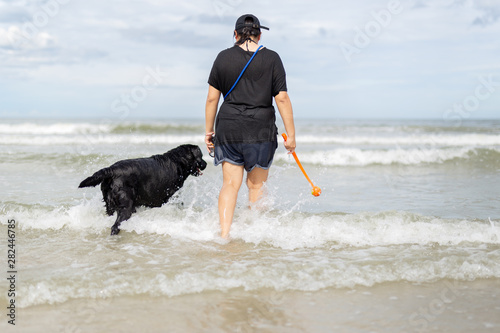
[0,0,499,120]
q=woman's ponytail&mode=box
[234,18,261,45]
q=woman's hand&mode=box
[205,132,215,156]
[283,134,296,154]
[205,85,220,157]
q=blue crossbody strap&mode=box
[224,45,263,100]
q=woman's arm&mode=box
[275,91,296,153]
[205,85,221,152]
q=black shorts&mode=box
[214,140,278,172]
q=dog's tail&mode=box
[78,168,112,188]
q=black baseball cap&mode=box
[235,14,269,31]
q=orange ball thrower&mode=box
[282,133,321,197]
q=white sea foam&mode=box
[2,119,499,309]
[0,122,112,135]
[14,225,500,308]
[298,134,500,146]
[0,121,200,135]
[5,199,499,249]
[1,133,499,146]
[275,147,476,166]
[0,134,204,146]
[2,134,498,167]
[4,197,500,308]
[18,255,500,308]
[1,120,499,148]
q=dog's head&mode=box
[179,144,207,176]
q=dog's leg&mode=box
[105,203,115,216]
[110,208,133,235]
[110,187,135,235]
[101,179,116,216]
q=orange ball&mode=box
[311,186,321,197]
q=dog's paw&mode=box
[110,226,121,236]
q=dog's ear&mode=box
[190,145,200,159]
[195,145,203,158]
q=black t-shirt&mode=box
[208,46,287,144]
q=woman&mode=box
[205,14,296,239]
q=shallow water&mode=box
[1,118,499,331]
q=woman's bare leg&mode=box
[247,167,269,203]
[219,162,244,238]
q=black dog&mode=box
[79,144,207,235]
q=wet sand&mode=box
[2,279,499,333]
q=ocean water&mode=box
[1,118,499,332]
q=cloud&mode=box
[122,27,222,49]
[1,0,499,119]
[0,25,56,49]
[0,5,31,22]
[409,0,500,27]
[472,0,500,26]
[411,0,457,9]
